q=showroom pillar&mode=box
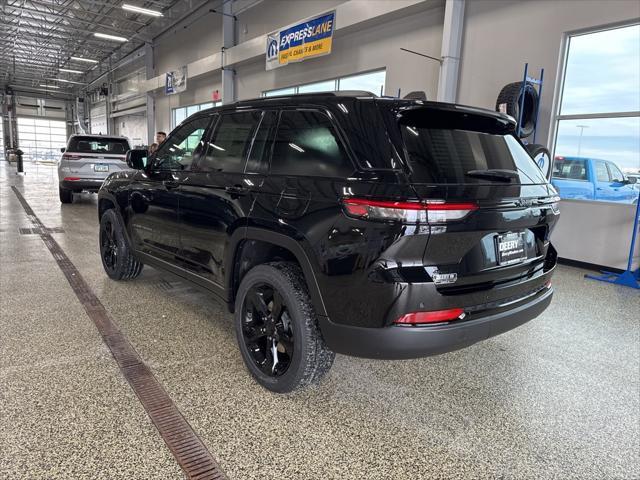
[1,92,18,151]
[145,43,155,145]
[221,1,235,104]
[437,0,465,103]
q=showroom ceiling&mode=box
[0,0,214,95]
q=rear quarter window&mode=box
[269,110,353,178]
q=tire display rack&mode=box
[496,64,552,180]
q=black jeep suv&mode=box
[97,92,559,392]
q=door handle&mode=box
[163,180,180,189]
[225,185,248,195]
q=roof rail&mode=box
[237,90,377,103]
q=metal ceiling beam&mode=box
[5,4,138,37]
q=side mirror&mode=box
[627,176,637,184]
[60,147,66,153]
[126,149,148,170]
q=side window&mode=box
[270,110,353,177]
[594,160,610,182]
[152,116,212,171]
[197,111,261,172]
[246,111,277,173]
[607,162,625,183]
[553,159,587,180]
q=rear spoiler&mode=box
[398,105,516,135]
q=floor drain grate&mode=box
[11,186,227,480]
[19,226,65,235]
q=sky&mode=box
[556,24,640,172]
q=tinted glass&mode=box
[198,111,261,173]
[153,116,211,171]
[552,158,587,180]
[594,161,610,182]
[68,136,130,154]
[270,110,352,177]
[246,111,277,173]
[401,126,547,184]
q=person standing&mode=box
[155,131,167,145]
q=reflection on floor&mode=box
[1,162,639,479]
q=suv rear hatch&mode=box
[63,136,130,178]
[378,102,559,294]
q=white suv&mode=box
[58,135,131,204]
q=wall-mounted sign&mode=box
[266,11,336,71]
[212,89,221,102]
[165,66,187,95]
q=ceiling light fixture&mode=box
[70,56,98,64]
[59,68,83,74]
[46,78,86,85]
[94,32,127,42]
[39,84,60,89]
[122,3,163,16]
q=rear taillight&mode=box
[62,153,82,160]
[394,308,465,325]
[64,177,80,181]
[342,198,478,223]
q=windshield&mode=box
[400,125,547,185]
[68,137,129,154]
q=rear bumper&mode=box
[60,179,105,191]
[318,286,553,359]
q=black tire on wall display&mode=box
[496,81,539,138]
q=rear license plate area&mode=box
[94,164,109,172]
[496,232,526,266]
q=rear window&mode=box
[401,126,547,184]
[68,137,129,154]
[553,158,587,180]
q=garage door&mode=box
[17,117,67,164]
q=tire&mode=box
[99,209,143,281]
[496,82,539,138]
[234,262,335,393]
[525,143,552,180]
[59,187,73,204]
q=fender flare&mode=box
[225,226,328,317]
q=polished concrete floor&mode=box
[1,161,639,480]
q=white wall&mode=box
[236,3,444,99]
[154,15,223,75]
[553,200,639,270]
[235,0,347,43]
[153,74,223,134]
[458,0,639,145]
[114,114,147,147]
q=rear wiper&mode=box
[465,169,518,182]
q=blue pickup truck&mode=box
[551,156,638,203]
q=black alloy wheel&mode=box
[234,262,335,393]
[99,209,143,281]
[241,283,295,377]
[101,216,119,271]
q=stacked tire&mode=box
[496,81,539,139]
[496,81,553,180]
